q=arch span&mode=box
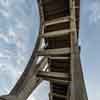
[0,0,88,100]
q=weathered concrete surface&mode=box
[0,95,17,100]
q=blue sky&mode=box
[0,0,39,97]
[80,0,100,100]
[0,0,100,100]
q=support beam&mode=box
[37,71,69,79]
[37,71,70,83]
[48,56,69,60]
[45,16,71,26]
[37,48,70,56]
[70,0,77,100]
[49,93,67,98]
[40,29,75,38]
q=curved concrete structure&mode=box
[0,0,88,100]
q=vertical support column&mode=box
[49,82,53,100]
[49,91,53,100]
[70,0,78,100]
[38,0,45,50]
[39,0,45,35]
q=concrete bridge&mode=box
[0,0,88,100]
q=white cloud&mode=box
[16,21,25,29]
[0,64,20,79]
[0,53,5,58]
[0,9,9,17]
[0,0,39,98]
[0,0,9,7]
[8,28,16,38]
[0,53,10,59]
[0,33,9,43]
[86,81,100,100]
[0,60,25,94]
[89,1,100,23]
[0,87,10,95]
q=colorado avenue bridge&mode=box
[0,0,88,100]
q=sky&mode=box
[0,0,39,97]
[0,0,100,100]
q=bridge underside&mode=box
[0,0,88,100]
